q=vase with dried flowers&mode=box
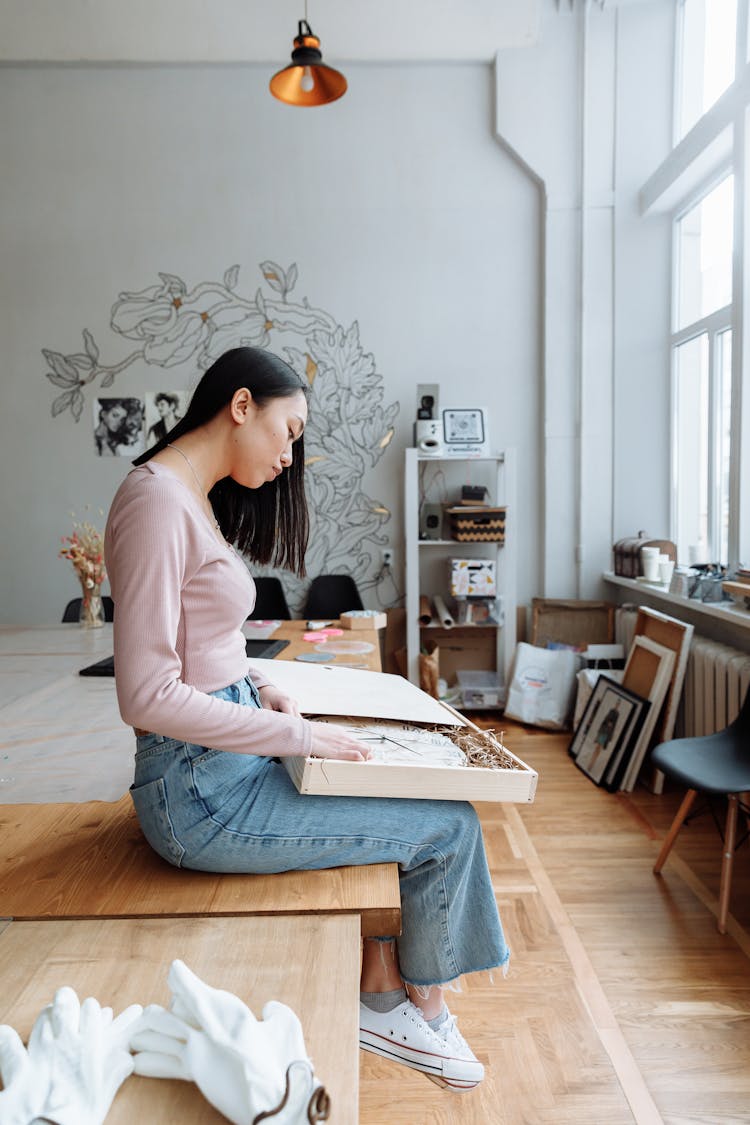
[60,513,107,628]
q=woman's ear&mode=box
[230,387,253,424]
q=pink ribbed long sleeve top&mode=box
[104,462,312,757]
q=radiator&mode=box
[616,607,750,738]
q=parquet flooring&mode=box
[359,721,750,1124]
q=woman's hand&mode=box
[308,722,371,762]
[258,685,300,717]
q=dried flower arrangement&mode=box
[59,511,107,625]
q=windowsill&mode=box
[602,572,750,632]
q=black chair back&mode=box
[248,577,292,620]
[303,575,364,619]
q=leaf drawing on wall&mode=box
[41,262,399,600]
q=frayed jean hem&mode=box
[399,951,510,991]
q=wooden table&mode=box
[0,622,396,1124]
[0,621,381,803]
[258,618,382,672]
[0,914,361,1123]
[0,796,401,936]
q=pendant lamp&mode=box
[269,19,347,106]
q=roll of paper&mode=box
[433,595,455,629]
[419,596,434,626]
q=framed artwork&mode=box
[144,390,189,446]
[632,606,693,739]
[569,675,650,789]
[92,397,144,458]
[619,636,676,792]
[441,407,490,456]
[630,607,694,794]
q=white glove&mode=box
[0,987,143,1125]
[131,959,329,1124]
[0,1023,46,1125]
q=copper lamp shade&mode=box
[269,20,347,107]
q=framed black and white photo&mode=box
[92,397,145,458]
[144,390,189,446]
[568,675,650,789]
[441,407,490,456]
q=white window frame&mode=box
[648,0,750,569]
[670,312,732,560]
[670,165,734,563]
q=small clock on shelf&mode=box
[441,407,490,457]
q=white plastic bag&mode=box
[504,643,579,729]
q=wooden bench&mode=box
[0,797,401,937]
[0,914,360,1124]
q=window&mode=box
[651,1,748,571]
[676,175,734,328]
[674,334,709,560]
[677,0,738,139]
[672,173,734,565]
[672,328,733,564]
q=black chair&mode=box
[652,686,750,933]
[303,575,364,619]
[248,577,292,620]
[62,596,115,623]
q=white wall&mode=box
[0,0,540,61]
[613,0,675,549]
[0,60,540,622]
[495,0,676,596]
[0,0,677,625]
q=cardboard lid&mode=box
[248,660,464,725]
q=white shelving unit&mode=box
[404,447,517,704]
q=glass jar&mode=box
[79,580,105,628]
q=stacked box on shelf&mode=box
[449,558,497,597]
[445,506,506,543]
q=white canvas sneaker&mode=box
[359,1001,484,1092]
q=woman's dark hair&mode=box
[133,347,310,575]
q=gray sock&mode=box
[360,987,408,1013]
[428,1005,449,1031]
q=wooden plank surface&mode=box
[0,620,380,668]
[0,914,360,1124]
[359,720,750,1123]
[271,619,382,671]
[0,621,380,804]
[0,797,401,937]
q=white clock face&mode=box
[443,409,485,444]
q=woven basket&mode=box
[446,506,506,543]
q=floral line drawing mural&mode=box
[42,261,399,605]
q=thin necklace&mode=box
[167,443,221,533]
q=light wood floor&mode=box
[359,721,750,1124]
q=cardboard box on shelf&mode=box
[450,558,497,597]
[446,506,506,543]
[340,611,387,631]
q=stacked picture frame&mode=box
[569,675,651,790]
[569,635,676,792]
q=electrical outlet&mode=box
[381,548,393,568]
